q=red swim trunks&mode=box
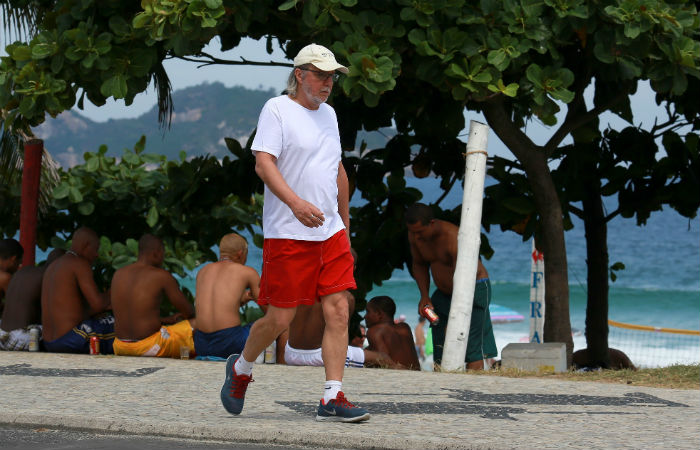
[258,230,356,308]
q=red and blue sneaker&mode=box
[316,391,370,423]
[220,354,253,415]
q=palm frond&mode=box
[0,2,42,46]
[1,120,60,216]
[0,125,22,186]
[152,60,173,130]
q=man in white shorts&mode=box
[285,292,398,369]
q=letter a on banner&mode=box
[529,240,545,343]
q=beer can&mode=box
[422,305,440,326]
[28,328,40,352]
[264,341,276,364]
[89,336,100,355]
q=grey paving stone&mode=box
[0,352,698,450]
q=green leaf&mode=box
[610,262,625,271]
[126,238,139,254]
[132,13,152,29]
[279,0,298,11]
[134,135,146,153]
[204,0,222,8]
[109,16,131,36]
[550,87,574,103]
[86,155,99,172]
[11,45,32,61]
[502,82,518,97]
[32,43,56,59]
[146,205,158,227]
[53,183,71,199]
[525,64,543,87]
[100,74,128,99]
[68,186,84,203]
[78,201,95,215]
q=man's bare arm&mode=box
[163,273,194,319]
[246,267,261,301]
[255,152,324,228]
[409,239,433,314]
[363,349,403,369]
[75,262,109,315]
[0,272,10,297]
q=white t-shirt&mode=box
[251,95,345,241]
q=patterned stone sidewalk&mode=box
[0,352,698,450]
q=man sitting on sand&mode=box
[0,249,64,351]
[285,292,399,369]
[193,233,261,359]
[365,296,421,370]
[41,227,114,354]
[0,238,24,315]
[111,234,196,358]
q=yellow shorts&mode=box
[113,320,194,359]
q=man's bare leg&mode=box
[320,291,349,382]
[221,306,296,416]
[241,305,296,363]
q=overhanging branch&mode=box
[544,89,628,156]
[173,52,293,69]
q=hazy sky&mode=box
[2,35,668,159]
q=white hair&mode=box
[285,64,310,97]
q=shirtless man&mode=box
[285,292,399,369]
[194,233,261,359]
[41,228,114,354]
[0,249,63,351]
[406,202,497,370]
[0,238,24,315]
[111,234,195,358]
[364,296,420,370]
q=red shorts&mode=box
[258,230,356,308]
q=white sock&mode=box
[323,380,342,404]
[234,355,254,376]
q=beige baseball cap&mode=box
[293,43,349,74]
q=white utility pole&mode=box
[441,120,489,372]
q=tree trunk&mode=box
[527,155,574,365]
[481,100,574,365]
[581,184,610,368]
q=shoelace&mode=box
[230,371,253,398]
[330,392,355,409]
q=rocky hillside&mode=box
[35,83,277,167]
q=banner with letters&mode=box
[529,240,545,343]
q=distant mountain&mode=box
[35,82,391,167]
[35,83,276,167]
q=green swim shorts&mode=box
[430,279,498,364]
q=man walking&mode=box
[220,43,369,422]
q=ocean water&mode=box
[184,176,698,367]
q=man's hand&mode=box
[240,289,255,305]
[418,296,434,317]
[290,199,325,228]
